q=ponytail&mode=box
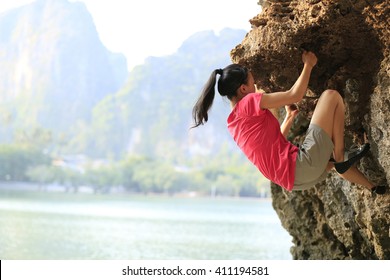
[191,69,221,128]
[191,64,248,128]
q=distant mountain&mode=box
[0,0,127,139]
[0,0,247,162]
[74,28,247,160]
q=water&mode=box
[0,189,292,260]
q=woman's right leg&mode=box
[310,90,374,189]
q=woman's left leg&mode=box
[312,90,375,190]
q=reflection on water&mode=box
[0,190,292,260]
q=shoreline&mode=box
[0,181,272,202]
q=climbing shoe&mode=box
[371,186,387,195]
[334,143,370,174]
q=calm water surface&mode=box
[0,190,292,259]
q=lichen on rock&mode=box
[231,0,390,259]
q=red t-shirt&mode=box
[227,93,298,191]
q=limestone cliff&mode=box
[0,0,127,134]
[231,0,390,259]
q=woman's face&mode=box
[246,72,256,93]
[235,72,256,100]
[238,72,256,98]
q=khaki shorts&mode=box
[293,124,334,191]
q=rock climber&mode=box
[192,51,387,195]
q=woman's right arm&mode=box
[260,51,317,109]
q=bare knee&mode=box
[320,89,344,109]
[320,90,345,162]
[322,89,342,100]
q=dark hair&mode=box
[191,64,248,128]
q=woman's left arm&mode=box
[281,104,299,139]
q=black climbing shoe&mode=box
[334,143,370,174]
[371,186,387,195]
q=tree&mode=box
[0,144,50,181]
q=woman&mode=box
[192,51,386,195]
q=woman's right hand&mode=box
[302,51,317,68]
[285,104,299,119]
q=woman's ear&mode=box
[239,84,247,94]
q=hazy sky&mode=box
[0,0,261,70]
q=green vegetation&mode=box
[0,144,50,181]
[0,144,270,197]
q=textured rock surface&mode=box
[231,0,390,259]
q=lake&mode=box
[0,189,292,260]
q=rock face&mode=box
[231,0,390,259]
